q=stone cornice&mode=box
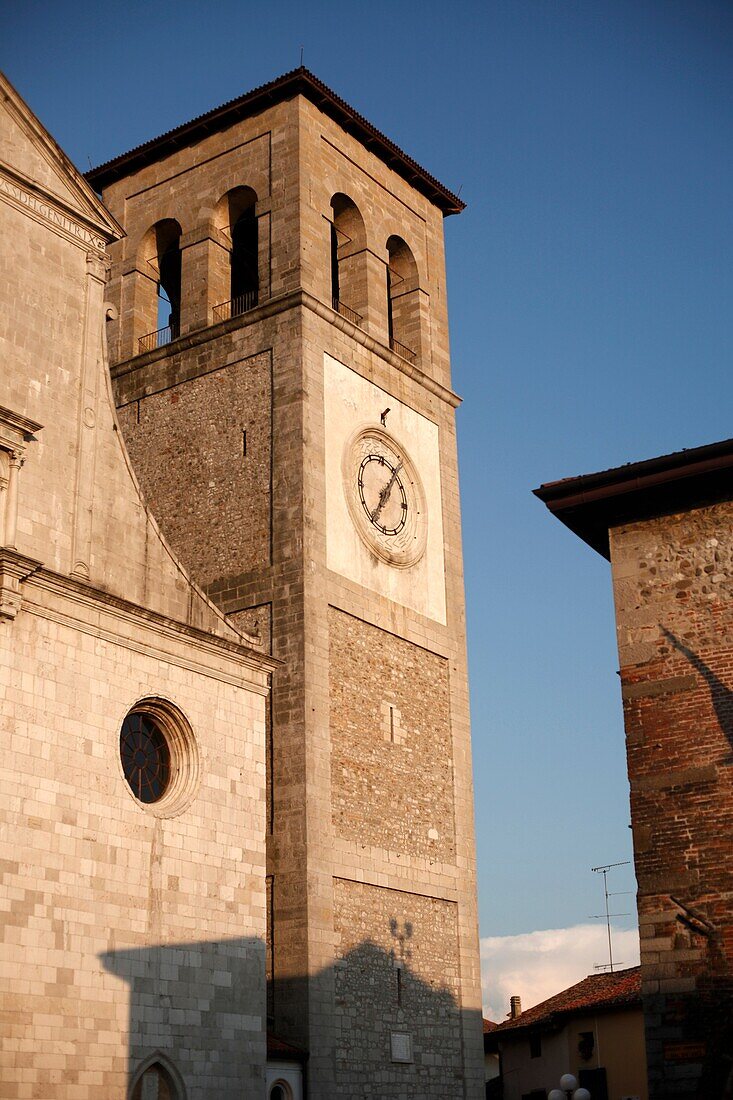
[0,405,43,441]
[0,549,42,619]
[110,288,462,408]
[3,550,279,685]
[0,405,43,461]
[0,164,113,253]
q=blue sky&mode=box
[6,0,732,1009]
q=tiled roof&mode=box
[492,966,641,1035]
[85,68,465,215]
[483,1018,499,1033]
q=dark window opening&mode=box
[231,206,258,313]
[578,1067,608,1100]
[329,193,365,325]
[330,221,340,303]
[578,1029,595,1061]
[120,713,171,804]
[158,246,181,335]
[386,264,394,344]
[385,235,419,363]
[529,1030,542,1058]
[154,220,182,340]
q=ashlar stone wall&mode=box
[0,589,268,1099]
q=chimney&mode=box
[510,995,522,1019]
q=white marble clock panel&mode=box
[323,352,446,625]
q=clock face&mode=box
[342,427,427,567]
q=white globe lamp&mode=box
[550,1076,592,1100]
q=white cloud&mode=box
[481,923,640,1023]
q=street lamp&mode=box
[547,1073,591,1100]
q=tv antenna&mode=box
[589,860,632,972]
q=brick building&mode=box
[1,67,483,1097]
[536,441,733,1100]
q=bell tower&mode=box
[90,68,483,1098]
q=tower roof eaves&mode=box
[534,435,733,559]
[85,67,465,216]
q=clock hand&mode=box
[371,460,403,524]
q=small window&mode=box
[529,1030,542,1058]
[578,1029,595,1061]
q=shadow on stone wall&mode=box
[101,936,266,1098]
[102,930,483,1098]
[661,626,733,755]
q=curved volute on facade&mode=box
[0,74,252,643]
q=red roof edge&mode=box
[490,966,642,1037]
[85,67,465,216]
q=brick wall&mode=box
[610,500,733,1099]
[329,607,456,861]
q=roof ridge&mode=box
[85,68,465,215]
[492,966,641,1033]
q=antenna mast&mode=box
[590,860,631,972]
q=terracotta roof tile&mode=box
[493,966,641,1035]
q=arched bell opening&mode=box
[136,219,183,352]
[329,193,367,326]
[386,234,421,364]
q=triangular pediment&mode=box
[0,72,122,241]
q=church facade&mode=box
[1,69,483,1098]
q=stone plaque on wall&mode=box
[390,1031,413,1063]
